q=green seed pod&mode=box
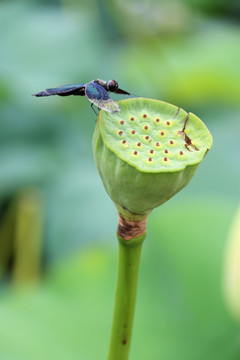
[93,98,212,221]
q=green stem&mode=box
[0,199,15,280]
[13,190,43,285]
[107,232,146,360]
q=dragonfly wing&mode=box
[34,83,85,97]
[114,88,131,95]
[85,82,120,113]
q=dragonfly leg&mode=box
[91,103,99,115]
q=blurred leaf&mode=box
[119,24,240,108]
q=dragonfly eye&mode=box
[108,80,119,92]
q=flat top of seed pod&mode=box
[98,98,213,173]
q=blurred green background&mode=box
[0,0,240,359]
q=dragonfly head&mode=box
[108,80,119,92]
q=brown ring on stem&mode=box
[117,214,147,240]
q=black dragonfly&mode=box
[33,79,131,113]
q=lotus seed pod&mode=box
[223,205,240,321]
[93,98,212,221]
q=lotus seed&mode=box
[166,121,171,125]
[148,157,152,162]
[164,157,168,161]
[143,114,147,118]
[144,126,149,130]
[179,151,183,155]
[118,131,123,135]
[145,136,149,140]
[156,142,160,146]
[130,117,134,121]
[133,151,138,155]
[160,131,165,136]
[122,140,126,144]
[164,150,168,154]
[170,140,174,144]
[156,118,160,122]
[131,130,136,134]
[120,120,124,125]
[137,142,141,147]
[150,150,154,154]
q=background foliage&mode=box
[0,0,239,359]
